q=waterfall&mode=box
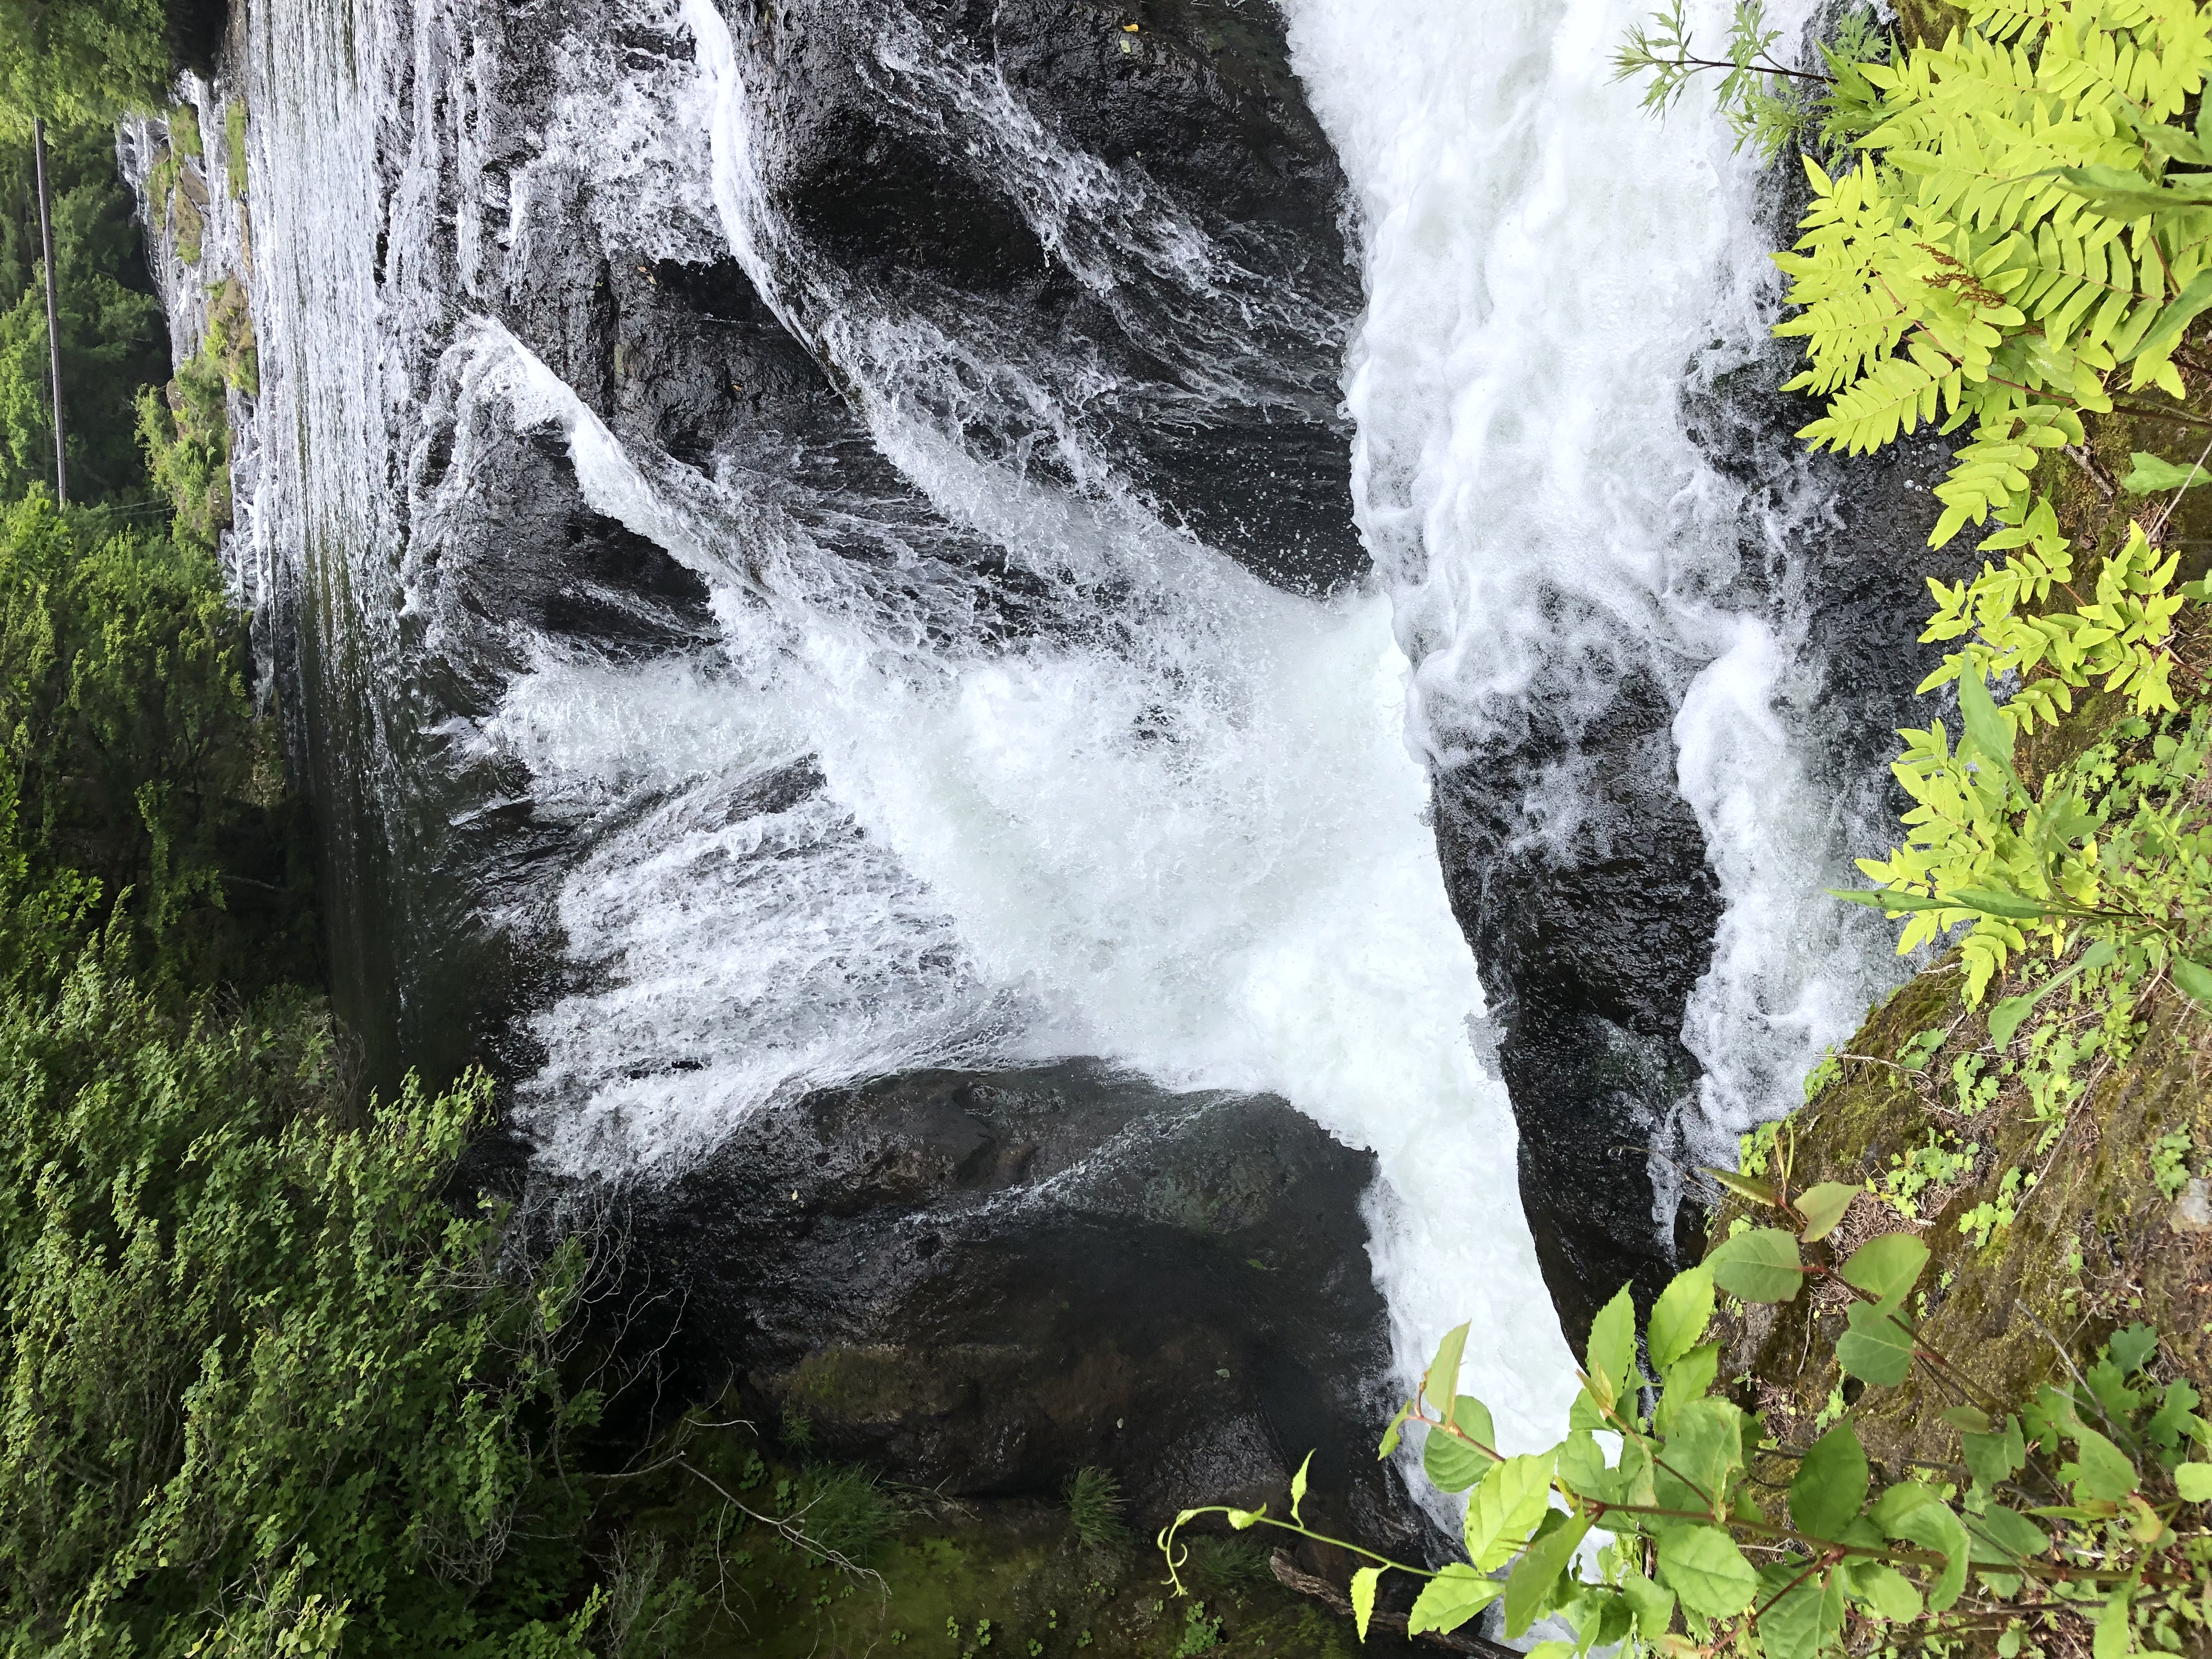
[1284,0,1910,1222]
[205,0,1922,1484]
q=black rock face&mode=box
[1428,306,1974,1347]
[623,1063,1413,1539]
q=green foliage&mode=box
[1164,1179,2212,1659]
[1612,2,1893,162]
[791,1466,897,1567]
[0,493,315,997]
[0,123,166,505]
[0,0,173,134]
[0,955,607,1656]
[1065,1467,1130,1548]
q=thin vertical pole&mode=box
[32,118,65,506]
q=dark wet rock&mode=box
[1437,222,1975,1349]
[731,0,1366,591]
[1432,668,1723,1349]
[623,1062,1414,1541]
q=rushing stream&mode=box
[153,0,1927,1485]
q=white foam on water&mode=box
[1280,0,1899,1204]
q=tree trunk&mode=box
[32,119,66,507]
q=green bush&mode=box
[0,955,607,1656]
[1065,1466,1130,1548]
[0,0,176,134]
[0,492,315,997]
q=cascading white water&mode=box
[220,0,1915,1483]
[1282,0,1908,1197]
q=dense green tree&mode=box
[0,1,174,135]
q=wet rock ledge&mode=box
[624,1062,1415,1545]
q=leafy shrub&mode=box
[0,956,606,1656]
[1167,1199,2212,1656]
[1065,1466,1130,1547]
[0,493,315,997]
[792,1466,897,1567]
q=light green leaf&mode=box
[2172,957,2212,1011]
[1504,1512,1592,1638]
[1707,1228,1806,1303]
[2063,1426,2138,1503]
[1837,1295,1915,1387]
[1227,1504,1266,1530]
[1648,1264,1715,1370]
[1587,1283,1636,1401]
[1956,661,2016,775]
[1657,1525,1759,1618]
[1839,1232,1928,1301]
[2175,1462,2212,1502]
[1790,1421,1869,1541]
[1966,1504,2049,1567]
[1378,1398,1412,1461]
[1465,1453,1555,1570]
[1656,1342,1720,1436]
[1827,887,1951,912]
[2094,1583,2134,1659]
[1756,1563,1841,1659]
[1424,1425,1492,1494]
[1793,1181,1857,1243]
[1962,1416,2027,1493]
[1702,1166,1781,1207]
[1407,1563,1503,1637]
[1425,1324,1470,1420]
[1620,1566,1674,1640]
[1887,1500,1970,1611]
[1350,1566,1382,1643]
[1290,1449,1312,1522]
[1655,1397,1747,1514]
[2119,452,2212,495]
[1846,1559,1922,1622]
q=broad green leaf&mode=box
[1657,1525,1758,1618]
[2119,451,2212,494]
[1655,1342,1720,1436]
[1756,1563,1842,1659]
[1424,1425,1492,1494]
[1655,1397,1747,1515]
[2094,1584,2132,1659]
[1504,1512,1592,1638]
[1648,1264,1715,1370]
[1407,1563,1502,1637]
[1228,1504,1266,1530]
[1290,1449,1312,1522]
[1425,1324,1470,1420]
[1846,1559,1921,1622]
[1793,1181,1857,1242]
[1939,1406,1991,1434]
[1465,1453,1555,1570]
[1556,1430,1607,1500]
[1887,1500,1970,1611]
[1587,1284,1635,1402]
[1966,1504,2049,1567]
[1790,1422,1869,1541]
[1350,1566,1381,1642]
[1707,1228,1805,1303]
[2173,957,2212,1011]
[1956,662,2015,774]
[1839,1232,1928,1301]
[1378,1398,1413,1460]
[2177,1463,2212,1502]
[1837,1295,1915,1387]
[2063,1426,2138,1503]
[1962,1416,2026,1493]
[1620,1567,1674,1640]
